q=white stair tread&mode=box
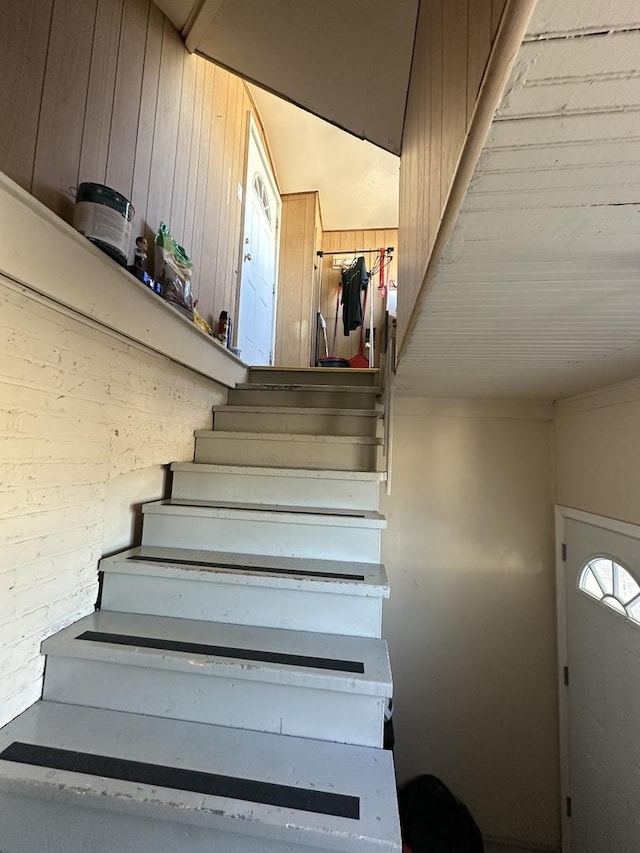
[171,461,387,482]
[42,611,392,695]
[142,500,387,528]
[195,430,382,445]
[0,701,400,851]
[168,498,383,519]
[236,383,379,394]
[213,405,382,418]
[100,545,390,598]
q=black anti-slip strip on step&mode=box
[126,553,366,582]
[77,631,365,674]
[166,500,367,519]
[0,742,359,819]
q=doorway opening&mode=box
[235,115,281,365]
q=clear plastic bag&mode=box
[155,222,194,317]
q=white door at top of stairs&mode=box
[236,115,280,366]
[559,509,640,853]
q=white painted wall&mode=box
[382,397,559,850]
[555,377,640,526]
[0,278,226,728]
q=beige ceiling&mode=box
[396,0,640,401]
[154,0,419,155]
[248,85,400,231]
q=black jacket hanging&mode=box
[341,256,369,336]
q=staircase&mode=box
[0,367,401,852]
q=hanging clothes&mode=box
[341,256,369,336]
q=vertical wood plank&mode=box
[198,64,227,322]
[405,32,419,303]
[299,195,312,366]
[467,0,492,123]
[106,0,149,200]
[206,67,232,320]
[145,17,183,241]
[32,0,98,220]
[441,0,469,211]
[189,61,214,309]
[320,230,338,358]
[181,57,205,260]
[169,53,197,246]
[78,0,124,187]
[201,65,226,318]
[397,144,409,309]
[352,231,368,363]
[276,196,289,365]
[274,194,292,365]
[227,85,249,324]
[0,0,53,191]
[416,11,430,269]
[298,194,314,365]
[299,197,313,366]
[218,75,238,316]
[310,193,324,366]
[130,0,163,246]
[427,0,443,259]
[322,228,339,356]
[213,74,237,318]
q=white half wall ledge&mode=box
[0,172,248,390]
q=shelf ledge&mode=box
[0,172,248,389]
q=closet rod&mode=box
[316,247,394,258]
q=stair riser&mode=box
[43,658,385,747]
[248,369,379,387]
[0,794,357,853]
[229,389,378,409]
[214,410,379,437]
[194,435,379,472]
[171,469,380,511]
[141,513,382,563]
[101,572,383,637]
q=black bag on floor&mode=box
[398,774,484,853]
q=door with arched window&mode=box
[562,514,640,852]
[236,115,280,365]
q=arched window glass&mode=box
[579,557,640,624]
[253,174,272,225]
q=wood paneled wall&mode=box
[320,230,398,366]
[275,192,322,368]
[0,0,260,328]
[397,0,506,350]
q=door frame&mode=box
[555,505,640,853]
[235,112,281,363]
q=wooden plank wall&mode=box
[320,229,398,366]
[275,192,322,368]
[397,0,506,350]
[0,0,260,328]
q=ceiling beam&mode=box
[183,0,225,53]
